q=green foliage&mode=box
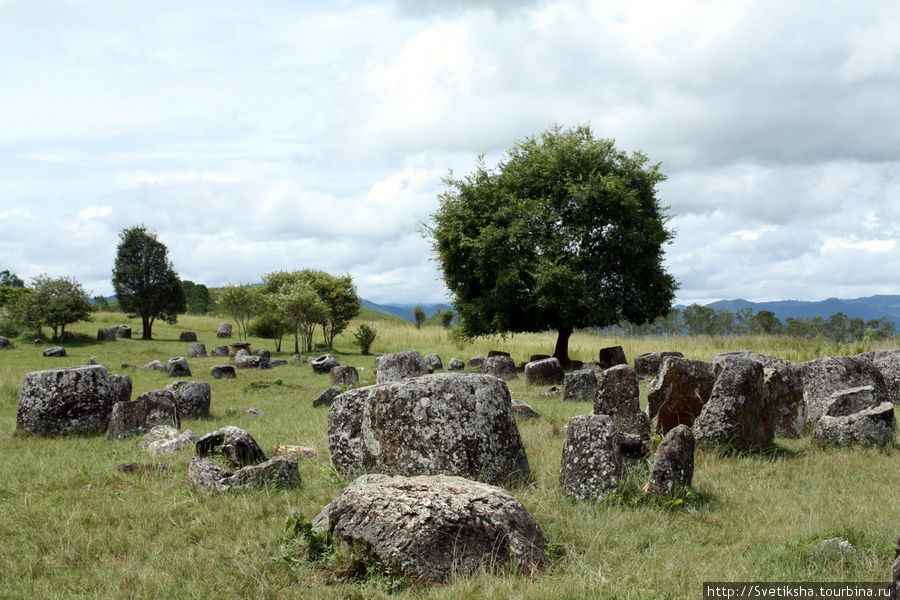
[0,269,24,288]
[276,281,328,353]
[352,323,377,354]
[92,296,111,311]
[182,280,211,315]
[218,284,259,341]
[111,225,187,339]
[413,305,426,329]
[428,123,677,364]
[5,275,92,340]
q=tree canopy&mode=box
[111,225,186,340]
[6,274,92,339]
[428,124,677,364]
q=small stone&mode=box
[448,358,465,370]
[166,357,191,378]
[243,407,266,416]
[510,399,541,420]
[210,365,236,379]
[562,369,598,402]
[216,323,232,338]
[179,331,197,342]
[117,462,169,475]
[43,346,66,357]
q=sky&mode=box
[1,0,898,305]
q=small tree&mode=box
[277,281,328,353]
[219,284,258,341]
[352,324,377,354]
[314,273,360,348]
[0,270,24,288]
[413,306,426,329]
[748,310,782,335]
[32,275,93,340]
[112,226,187,339]
[6,288,44,336]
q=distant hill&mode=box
[360,300,453,322]
[700,295,900,326]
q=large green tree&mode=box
[428,124,677,365]
[112,226,187,340]
[7,275,92,339]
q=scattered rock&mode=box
[116,325,131,339]
[97,326,118,341]
[645,424,694,495]
[188,455,300,491]
[34,339,43,345]
[647,357,716,435]
[43,346,66,357]
[311,354,340,374]
[142,360,166,372]
[86,356,97,365]
[16,365,128,435]
[0,336,13,349]
[529,354,551,363]
[634,352,661,378]
[598,345,627,369]
[259,360,272,370]
[467,356,485,369]
[166,357,191,378]
[818,537,855,554]
[179,331,197,342]
[813,402,896,446]
[890,536,899,600]
[243,407,266,416]
[448,358,465,371]
[525,358,564,386]
[216,323,232,338]
[539,387,560,398]
[210,345,229,357]
[196,426,267,467]
[257,349,271,362]
[510,398,541,420]
[165,380,211,419]
[210,365,236,379]
[595,365,650,439]
[188,343,207,358]
[328,373,530,484]
[229,342,251,357]
[107,389,180,440]
[481,355,517,380]
[330,365,359,386]
[311,473,546,584]
[824,385,881,417]
[271,359,288,367]
[234,354,261,369]
[313,386,342,408]
[424,353,443,373]
[138,425,199,456]
[559,413,621,501]
[375,350,428,383]
[562,368,598,402]
[800,355,889,424]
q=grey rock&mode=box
[0,336,13,349]
[424,353,443,373]
[647,357,716,435]
[234,348,250,357]
[448,358,465,371]
[313,386,342,408]
[271,359,288,367]
[693,358,776,449]
[196,425,267,467]
[525,358,564,386]
[328,373,530,484]
[529,354,551,363]
[166,357,191,378]
[187,455,301,491]
[210,365,236,379]
[165,380,211,419]
[375,350,427,383]
[210,345,229,357]
[858,350,900,404]
[634,352,661,378]
[813,402,896,446]
[257,349,270,362]
[234,354,261,369]
[138,425,199,456]
[595,365,650,439]
[16,365,122,435]
[116,325,131,339]
[801,355,889,424]
[109,374,133,405]
[107,389,179,440]
[824,385,881,417]
[598,345,627,369]
[43,346,66,357]
[646,424,694,495]
[488,350,510,358]
[259,360,272,370]
[467,356,485,369]
[330,365,359,386]
[661,351,684,359]
[559,413,621,500]
[179,331,197,342]
[216,323,232,338]
[86,356,97,365]
[562,369,598,402]
[141,360,166,372]
[244,407,266,416]
[312,473,546,584]
[481,355,517,380]
[97,326,118,341]
[510,398,541,420]
[188,343,207,358]
[311,354,340,374]
[34,339,43,345]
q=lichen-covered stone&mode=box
[559,413,621,500]
[311,354,340,374]
[481,355,517,380]
[0,336,13,349]
[375,350,427,383]
[823,385,881,417]
[328,373,530,484]
[210,365,236,379]
[138,425,199,455]
[597,345,627,369]
[116,325,131,339]
[43,346,66,357]
[166,357,191,378]
[166,380,211,419]
[646,424,694,495]
[210,345,229,357]
[801,355,889,424]
[595,365,650,439]
[510,398,541,421]
[693,358,776,449]
[525,358,564,386]
[233,354,261,369]
[634,352,661,378]
[647,357,716,435]
[467,356,485,369]
[312,474,546,584]
[448,358,465,371]
[216,323,232,338]
[196,426,267,467]
[424,353,443,373]
[330,365,359,386]
[257,349,271,362]
[187,455,300,491]
[17,365,123,435]
[107,389,180,440]
[313,386,342,408]
[188,343,207,358]
[813,402,896,446]
[857,350,900,404]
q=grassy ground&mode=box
[0,313,897,599]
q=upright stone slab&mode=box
[563,369,598,402]
[424,353,443,373]
[107,389,180,440]
[17,365,126,435]
[188,343,207,358]
[801,356,889,424]
[693,358,775,449]
[481,355,517,380]
[330,365,359,386]
[328,373,530,484]
[646,424,694,495]
[597,346,627,370]
[525,358,564,386]
[647,357,716,435]
[375,350,428,383]
[167,357,191,378]
[595,364,650,439]
[634,352,661,378]
[166,380,211,419]
[216,323,232,338]
[312,474,547,584]
[559,413,621,500]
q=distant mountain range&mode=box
[360,300,453,322]
[682,295,900,326]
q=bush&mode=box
[352,324,377,355]
[0,318,22,338]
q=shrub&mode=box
[352,324,377,355]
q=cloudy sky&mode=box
[1,0,897,305]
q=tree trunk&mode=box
[553,327,572,368]
[142,315,153,340]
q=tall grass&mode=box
[0,312,897,599]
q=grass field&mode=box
[0,312,897,599]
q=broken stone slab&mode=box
[648,357,716,435]
[107,389,180,440]
[559,413,621,501]
[646,424,694,496]
[800,355,889,424]
[196,425,267,467]
[311,473,546,584]
[813,402,896,446]
[187,455,300,491]
[374,350,427,383]
[138,424,199,456]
